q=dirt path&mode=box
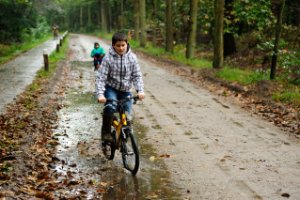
[0,38,59,113]
[135,55,300,199]
[57,34,300,199]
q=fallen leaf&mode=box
[35,191,54,200]
[146,193,159,199]
[100,182,109,187]
[149,156,156,162]
[0,190,15,197]
[159,154,171,158]
[97,187,106,193]
[67,180,80,186]
[281,193,290,198]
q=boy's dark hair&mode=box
[94,42,99,48]
[112,32,128,45]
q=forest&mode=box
[0,1,300,198]
[0,0,299,104]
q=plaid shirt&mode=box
[95,46,144,98]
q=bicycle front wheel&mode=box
[102,130,116,160]
[121,131,139,175]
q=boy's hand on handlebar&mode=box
[137,92,145,100]
[98,96,106,103]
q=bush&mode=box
[21,17,50,42]
[279,50,300,84]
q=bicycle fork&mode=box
[112,113,128,148]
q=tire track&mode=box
[134,53,300,199]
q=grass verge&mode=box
[272,87,300,106]
[0,34,52,65]
[216,67,269,85]
[37,37,69,79]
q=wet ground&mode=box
[134,53,300,200]
[0,37,59,114]
[2,33,298,199]
[51,34,300,200]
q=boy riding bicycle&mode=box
[91,42,105,71]
[95,32,145,142]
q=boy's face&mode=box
[113,41,127,55]
[95,44,99,48]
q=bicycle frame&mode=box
[112,112,127,148]
[107,96,137,147]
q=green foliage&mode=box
[256,38,300,85]
[256,39,288,54]
[278,50,300,84]
[131,39,212,69]
[21,17,50,42]
[231,0,275,33]
[171,52,212,69]
[49,40,68,61]
[130,40,159,55]
[281,25,300,49]
[28,82,40,92]
[272,90,300,106]
[30,17,50,39]
[256,40,274,54]
[0,161,13,172]
[0,0,39,43]
[198,0,214,35]
[216,67,268,85]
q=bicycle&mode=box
[93,55,104,71]
[101,96,140,175]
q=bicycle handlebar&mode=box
[106,95,139,105]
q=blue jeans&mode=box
[103,85,133,117]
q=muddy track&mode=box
[133,47,300,199]
[1,33,299,200]
[62,34,299,200]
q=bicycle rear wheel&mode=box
[121,130,139,175]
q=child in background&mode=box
[91,42,105,71]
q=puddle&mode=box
[52,62,182,199]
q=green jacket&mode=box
[91,47,105,58]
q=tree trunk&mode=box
[186,0,199,59]
[213,0,224,69]
[119,0,124,30]
[152,0,158,47]
[139,0,146,47]
[87,4,91,30]
[100,0,107,33]
[270,0,285,80]
[107,3,112,32]
[165,0,173,52]
[134,0,140,40]
[224,0,236,57]
[80,6,83,30]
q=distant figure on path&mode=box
[91,42,105,71]
[52,24,59,39]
